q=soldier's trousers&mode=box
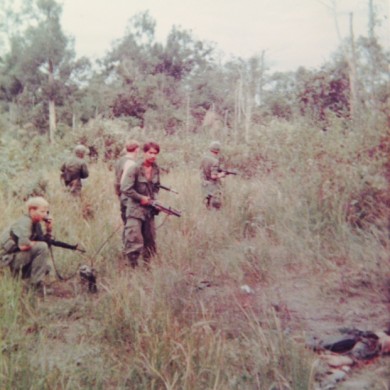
[202,182,223,210]
[9,242,51,286]
[119,199,127,225]
[124,216,156,267]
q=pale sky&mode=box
[61,0,390,72]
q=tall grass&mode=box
[0,118,388,388]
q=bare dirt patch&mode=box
[192,260,389,388]
[39,259,389,389]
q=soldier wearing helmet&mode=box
[60,145,89,195]
[200,141,226,209]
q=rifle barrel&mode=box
[159,184,179,194]
[45,238,79,251]
[150,201,181,217]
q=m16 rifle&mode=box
[149,200,182,217]
[218,168,238,176]
[156,183,179,194]
[43,215,85,252]
[44,237,85,252]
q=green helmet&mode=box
[74,144,87,156]
[209,141,221,152]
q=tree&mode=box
[0,0,83,142]
[101,11,217,132]
[296,62,350,126]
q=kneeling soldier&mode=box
[0,197,52,293]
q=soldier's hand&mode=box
[140,196,150,206]
[44,217,53,233]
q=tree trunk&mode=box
[234,79,241,143]
[185,93,190,132]
[367,0,377,110]
[48,59,56,143]
[244,91,252,143]
[348,12,359,125]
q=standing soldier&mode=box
[114,139,140,224]
[120,141,160,268]
[200,141,226,209]
[0,197,52,293]
[60,145,89,195]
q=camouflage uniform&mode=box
[120,161,160,267]
[60,153,89,195]
[0,215,50,287]
[114,155,137,224]
[200,151,223,209]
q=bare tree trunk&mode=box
[185,93,190,132]
[257,50,266,106]
[327,2,359,125]
[244,97,252,143]
[367,0,377,110]
[49,99,56,142]
[348,12,359,125]
[234,78,243,143]
[48,59,56,143]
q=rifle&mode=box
[3,233,84,254]
[149,200,182,217]
[43,237,85,253]
[41,214,84,252]
[218,168,238,176]
[156,184,179,194]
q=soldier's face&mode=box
[144,148,159,164]
[30,205,49,223]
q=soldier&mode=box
[114,139,140,224]
[200,141,226,209]
[0,197,52,293]
[60,144,89,195]
[120,141,160,268]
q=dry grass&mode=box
[0,118,389,389]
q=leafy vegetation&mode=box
[0,0,389,388]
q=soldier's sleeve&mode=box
[120,165,143,202]
[80,162,89,179]
[120,160,136,187]
[11,217,33,247]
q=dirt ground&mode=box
[239,262,390,389]
[44,259,390,389]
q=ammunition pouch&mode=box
[1,237,18,255]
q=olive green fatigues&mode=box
[60,156,89,194]
[200,152,223,209]
[120,162,160,267]
[114,155,137,224]
[0,215,50,286]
